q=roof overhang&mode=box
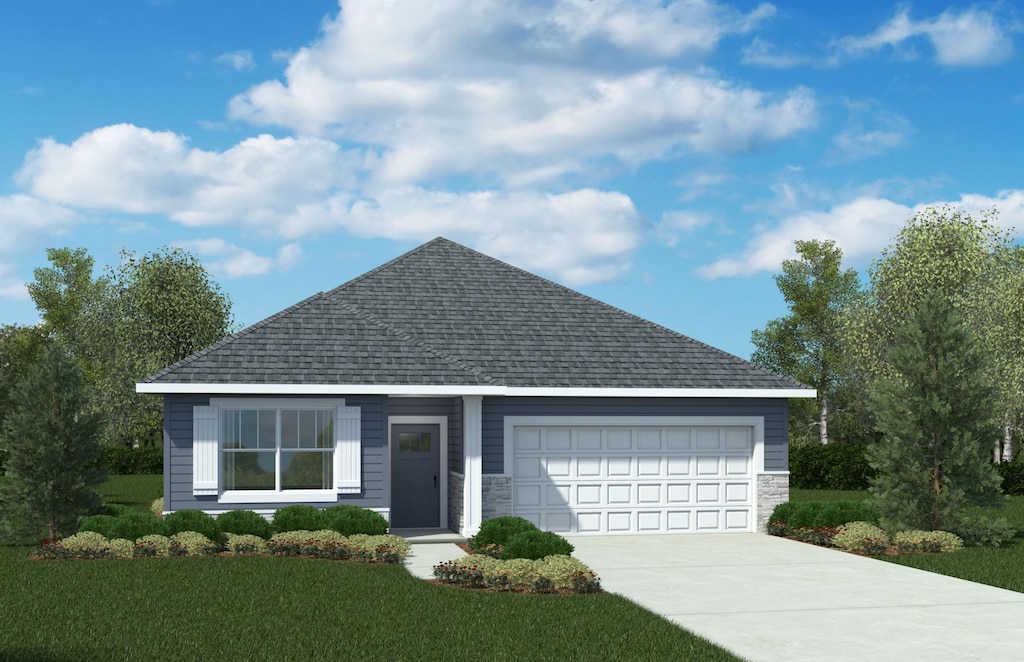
[136,382,816,398]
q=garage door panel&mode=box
[512,424,754,535]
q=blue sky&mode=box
[2,1,1022,360]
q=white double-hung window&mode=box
[193,398,361,503]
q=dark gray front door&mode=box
[391,424,440,528]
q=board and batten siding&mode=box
[164,394,387,513]
[386,397,463,473]
[480,397,789,475]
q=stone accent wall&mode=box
[757,473,789,532]
[449,471,465,533]
[481,475,512,520]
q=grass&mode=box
[0,475,740,661]
[791,488,1024,594]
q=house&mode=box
[137,237,814,536]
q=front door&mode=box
[390,424,440,528]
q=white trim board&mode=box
[387,415,449,530]
[139,382,815,398]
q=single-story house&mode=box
[137,237,814,536]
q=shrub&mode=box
[57,531,112,559]
[109,512,168,540]
[224,533,267,556]
[789,442,874,490]
[433,554,601,593]
[150,498,164,519]
[472,516,539,555]
[346,534,411,563]
[322,505,388,536]
[832,521,889,554]
[217,510,273,539]
[79,515,119,539]
[500,530,574,560]
[134,534,172,557]
[0,448,6,476]
[996,461,1024,496]
[893,530,964,554]
[100,445,163,475]
[768,500,880,529]
[169,531,217,556]
[164,510,219,541]
[534,556,594,590]
[108,538,134,559]
[272,505,324,533]
[103,503,135,517]
[266,530,314,556]
[949,514,1016,547]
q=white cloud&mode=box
[827,103,912,163]
[227,0,816,184]
[17,124,361,237]
[833,6,1015,67]
[698,190,1024,279]
[655,210,712,247]
[215,50,256,71]
[174,238,302,278]
[741,37,812,68]
[0,195,80,300]
[0,263,29,300]
[674,169,732,201]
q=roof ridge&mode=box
[322,237,449,298]
[335,300,503,385]
[140,290,327,383]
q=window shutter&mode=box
[335,406,362,494]
[193,406,219,496]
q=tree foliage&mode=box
[751,239,861,445]
[0,324,50,431]
[867,294,1005,533]
[0,344,106,540]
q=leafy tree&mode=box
[751,239,861,445]
[867,293,1004,533]
[0,324,50,429]
[845,206,1023,460]
[0,344,105,540]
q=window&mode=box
[222,408,335,491]
[192,399,361,502]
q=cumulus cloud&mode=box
[174,238,302,278]
[228,0,815,184]
[215,50,256,71]
[698,190,1024,279]
[17,123,362,237]
[833,6,1015,67]
[0,194,80,299]
[827,102,912,163]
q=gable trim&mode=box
[139,383,815,398]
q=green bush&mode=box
[108,538,135,559]
[100,445,164,474]
[768,500,880,529]
[150,498,164,519]
[996,461,1024,496]
[169,531,217,556]
[272,505,324,532]
[473,516,539,553]
[109,512,168,540]
[789,442,875,490]
[500,530,574,560]
[433,555,601,593]
[893,530,964,553]
[832,521,889,553]
[163,510,219,541]
[322,505,388,536]
[346,534,411,563]
[0,448,6,476]
[133,534,172,557]
[79,515,119,539]
[949,514,1016,547]
[224,533,268,556]
[217,510,273,539]
[56,531,112,559]
[103,503,135,517]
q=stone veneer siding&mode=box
[757,473,789,531]
[481,475,512,520]
[449,471,465,532]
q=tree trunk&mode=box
[818,395,829,445]
[1002,423,1014,463]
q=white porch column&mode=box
[462,395,483,536]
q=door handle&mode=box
[434,475,438,490]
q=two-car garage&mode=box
[506,417,762,535]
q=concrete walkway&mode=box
[570,533,1024,662]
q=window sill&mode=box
[219,490,338,504]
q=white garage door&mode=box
[512,425,754,535]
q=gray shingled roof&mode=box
[142,237,810,390]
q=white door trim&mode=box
[388,415,448,530]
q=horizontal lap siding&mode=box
[165,394,387,513]
[386,397,462,473]
[481,397,789,474]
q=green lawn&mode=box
[791,488,1024,594]
[0,475,740,661]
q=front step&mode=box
[391,528,467,544]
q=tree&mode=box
[867,293,1004,533]
[0,324,50,428]
[844,206,1024,460]
[751,239,861,445]
[95,247,233,446]
[0,345,105,540]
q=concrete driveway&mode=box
[570,534,1024,662]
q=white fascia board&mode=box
[138,382,816,398]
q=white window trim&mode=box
[209,397,350,504]
[387,415,448,530]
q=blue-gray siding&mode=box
[480,397,789,474]
[386,397,463,473]
[164,394,387,513]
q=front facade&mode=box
[140,238,813,536]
